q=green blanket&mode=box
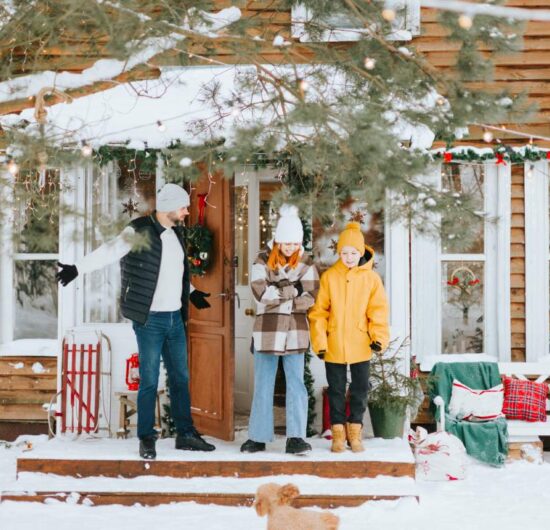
[429,362,508,467]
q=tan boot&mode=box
[346,423,365,453]
[331,424,346,453]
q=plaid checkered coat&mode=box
[251,245,319,355]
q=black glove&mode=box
[317,350,326,360]
[293,281,304,296]
[190,290,211,309]
[56,262,78,286]
[370,341,382,352]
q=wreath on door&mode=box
[185,193,213,276]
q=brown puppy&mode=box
[253,482,340,530]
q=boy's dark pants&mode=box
[325,360,370,425]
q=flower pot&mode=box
[368,402,406,439]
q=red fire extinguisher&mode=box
[125,353,140,391]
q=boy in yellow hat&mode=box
[309,222,389,452]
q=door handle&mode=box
[245,308,255,317]
[216,290,241,308]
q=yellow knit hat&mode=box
[337,222,365,253]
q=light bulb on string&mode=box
[483,130,493,143]
[157,120,166,132]
[298,78,309,95]
[81,142,92,157]
[382,8,396,22]
[364,57,376,70]
[526,164,534,178]
[7,159,18,175]
[458,14,473,29]
[529,137,534,145]
[436,97,446,107]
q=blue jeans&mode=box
[132,311,193,439]
[248,351,308,443]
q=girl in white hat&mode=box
[240,205,319,455]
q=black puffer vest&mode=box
[120,213,190,325]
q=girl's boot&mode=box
[346,423,365,453]
[331,424,346,452]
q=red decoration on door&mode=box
[198,193,207,225]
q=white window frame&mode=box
[291,1,420,42]
[0,170,65,344]
[524,160,549,362]
[412,161,511,369]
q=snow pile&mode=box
[0,339,58,357]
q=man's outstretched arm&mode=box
[56,226,135,286]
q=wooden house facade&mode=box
[1,1,550,437]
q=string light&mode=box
[7,159,18,175]
[298,78,309,94]
[156,120,166,132]
[458,14,473,29]
[436,97,446,106]
[81,142,92,157]
[364,57,376,70]
[382,8,396,21]
[526,164,534,178]
[483,130,494,143]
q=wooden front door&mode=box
[187,169,234,440]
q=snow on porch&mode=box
[16,433,414,463]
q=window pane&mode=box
[14,170,59,254]
[14,260,58,339]
[442,261,484,353]
[441,165,484,254]
[82,158,157,324]
[259,182,281,249]
[235,185,249,286]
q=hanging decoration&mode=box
[185,193,213,276]
[121,197,140,217]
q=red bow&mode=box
[443,152,453,163]
[546,151,550,160]
[495,153,507,165]
[198,193,207,225]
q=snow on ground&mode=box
[2,435,550,530]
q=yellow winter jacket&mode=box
[308,245,390,364]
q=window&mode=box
[82,157,157,323]
[291,1,420,42]
[0,169,61,343]
[441,166,485,354]
[412,162,511,367]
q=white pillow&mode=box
[448,379,504,421]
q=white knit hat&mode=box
[274,204,303,244]
[156,183,190,212]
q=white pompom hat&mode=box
[274,204,303,244]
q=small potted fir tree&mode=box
[368,341,424,439]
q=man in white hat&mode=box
[57,183,215,458]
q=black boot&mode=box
[285,437,311,455]
[139,436,157,460]
[176,428,216,452]
[240,439,266,453]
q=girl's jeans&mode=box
[248,350,308,442]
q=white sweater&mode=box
[76,225,193,311]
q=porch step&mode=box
[16,437,415,480]
[2,475,418,507]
